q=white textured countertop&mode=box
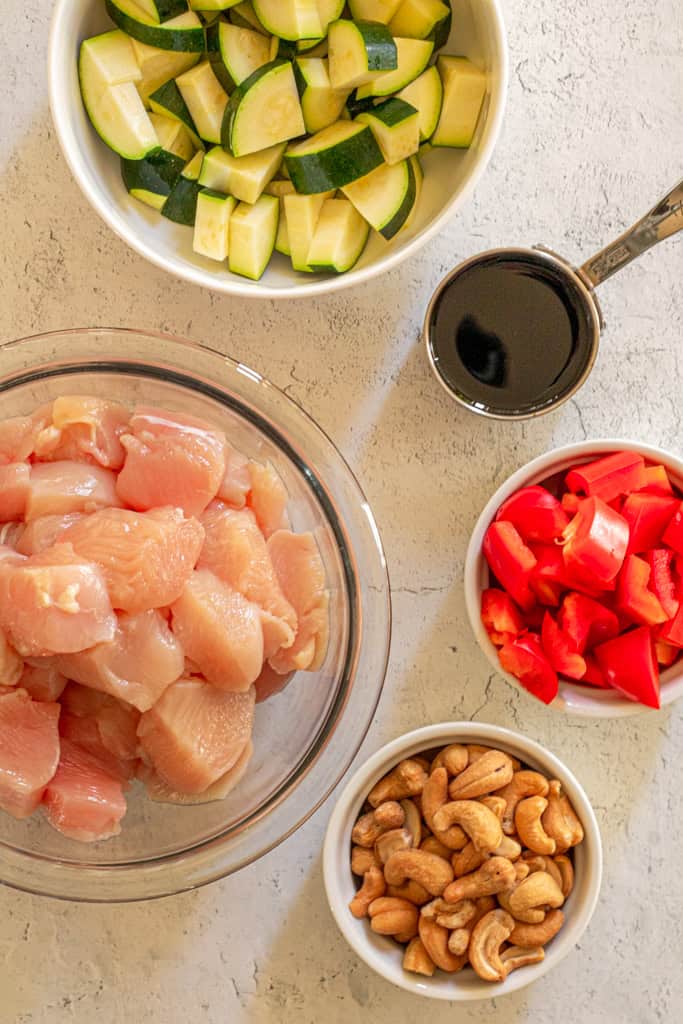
[1,2,682,1021]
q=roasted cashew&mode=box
[412,755,431,773]
[554,854,575,899]
[508,871,565,919]
[448,750,514,800]
[369,897,419,937]
[468,909,515,982]
[493,835,522,860]
[433,800,503,854]
[500,945,545,975]
[375,828,413,864]
[418,916,468,973]
[497,770,549,835]
[384,848,454,896]
[349,866,386,918]
[431,744,468,776]
[522,853,563,891]
[386,880,431,906]
[468,744,521,771]
[509,908,565,947]
[452,841,488,877]
[421,768,468,850]
[479,795,506,820]
[394,923,419,943]
[542,781,584,853]
[403,936,435,976]
[373,801,406,829]
[436,900,477,930]
[351,802,403,848]
[447,928,470,955]
[514,862,531,883]
[420,835,452,860]
[351,845,380,875]
[400,798,422,847]
[443,856,516,903]
[368,759,428,807]
[497,885,545,925]
[515,796,557,855]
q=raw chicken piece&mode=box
[267,531,330,674]
[116,407,226,518]
[137,677,254,794]
[248,462,289,538]
[42,738,127,842]
[0,411,49,464]
[216,444,251,508]
[0,628,23,687]
[0,543,116,656]
[17,512,84,556]
[18,660,66,702]
[171,569,263,691]
[0,463,30,521]
[0,522,25,549]
[32,396,129,469]
[59,683,140,764]
[254,663,294,704]
[58,712,133,782]
[199,505,296,658]
[0,688,60,818]
[25,461,121,520]
[138,739,253,805]
[56,609,184,712]
[62,506,204,614]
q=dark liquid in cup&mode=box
[427,253,595,416]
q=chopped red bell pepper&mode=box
[654,639,679,667]
[645,549,679,619]
[659,603,683,647]
[541,613,587,680]
[481,588,525,646]
[662,502,683,555]
[561,492,581,516]
[594,626,660,708]
[561,497,629,587]
[528,544,565,606]
[495,485,569,543]
[616,555,667,627]
[621,493,678,553]
[581,655,610,688]
[498,633,559,705]
[639,464,674,496]
[483,521,537,611]
[566,450,646,503]
[557,592,620,652]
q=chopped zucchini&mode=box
[396,64,442,140]
[285,120,383,192]
[105,2,206,52]
[328,19,397,90]
[317,0,345,32]
[355,37,433,98]
[294,58,350,134]
[432,55,486,147]
[229,1,268,32]
[162,150,204,223]
[121,149,186,209]
[80,30,142,87]
[190,0,241,8]
[283,192,332,270]
[357,96,419,164]
[222,61,305,157]
[252,0,322,42]
[401,150,423,231]
[193,190,237,260]
[198,142,285,203]
[211,22,273,85]
[388,0,450,40]
[341,157,416,239]
[134,0,189,23]
[228,194,279,279]
[149,112,197,160]
[176,61,229,144]
[149,79,203,147]
[264,179,296,197]
[347,0,403,22]
[274,204,290,255]
[306,198,369,272]
[131,38,201,105]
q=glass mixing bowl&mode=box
[0,329,390,901]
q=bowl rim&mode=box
[322,721,603,1001]
[46,0,509,299]
[464,439,683,718]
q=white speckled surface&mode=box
[1,2,682,1021]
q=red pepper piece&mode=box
[498,633,559,705]
[561,497,629,587]
[581,655,610,688]
[541,613,587,680]
[659,603,683,647]
[483,521,537,611]
[481,588,525,646]
[565,450,645,503]
[528,544,565,606]
[639,464,674,496]
[594,626,660,708]
[621,493,678,554]
[561,493,581,516]
[616,555,667,627]
[557,592,620,653]
[654,639,679,667]
[495,485,570,543]
[662,502,683,555]
[645,549,679,619]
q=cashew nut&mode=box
[402,936,435,976]
[375,828,413,864]
[400,798,422,847]
[451,841,487,878]
[497,885,545,924]
[448,750,514,800]
[554,854,575,899]
[468,908,515,982]
[394,924,419,943]
[514,861,531,882]
[369,897,419,936]
[433,801,503,854]
[497,770,549,835]
[421,767,468,850]
[542,780,584,853]
[351,845,380,875]
[351,802,404,848]
[436,901,477,930]
[521,853,563,890]
[479,795,506,820]
[447,928,470,955]
[493,835,522,861]
[500,945,545,975]
[368,759,428,807]
[373,801,406,829]
[420,835,452,860]
[468,744,521,771]
[515,796,557,855]
[418,916,468,973]
[431,744,468,776]
[510,908,565,947]
[384,848,454,896]
[386,880,431,906]
[349,865,386,918]
[508,871,565,920]
[443,856,516,903]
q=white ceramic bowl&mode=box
[47,1,508,299]
[323,722,602,1001]
[465,440,683,718]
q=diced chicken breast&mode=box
[16,512,85,556]
[267,531,330,673]
[138,739,253,805]
[254,662,294,704]
[25,461,121,520]
[42,738,127,842]
[59,682,140,764]
[0,463,30,522]
[58,712,134,782]
[18,660,66,702]
[0,628,23,687]
[137,678,255,794]
[248,462,289,538]
[32,396,130,469]
[0,410,49,465]
[216,444,251,508]
[0,522,25,549]
[0,688,60,818]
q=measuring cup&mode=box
[424,177,682,419]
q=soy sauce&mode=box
[427,253,595,416]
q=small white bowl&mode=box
[323,722,602,1001]
[465,439,683,717]
[47,0,508,299]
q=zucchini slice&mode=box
[347,0,403,22]
[198,142,285,203]
[283,192,331,270]
[341,157,416,239]
[327,19,397,90]
[228,194,279,279]
[355,37,434,98]
[149,79,203,147]
[401,150,423,231]
[80,30,142,87]
[356,96,419,164]
[131,38,201,105]
[134,0,189,23]
[274,205,290,255]
[317,0,345,33]
[388,0,450,40]
[190,0,241,8]
[229,2,268,32]
[149,112,197,160]
[306,198,369,272]
[211,22,273,85]
[432,55,486,147]
[396,64,443,140]
[285,120,383,192]
[193,190,237,260]
[222,61,305,157]
[105,2,206,52]
[176,61,229,144]
[294,58,350,134]
[162,150,204,223]
[121,149,186,209]
[252,0,322,42]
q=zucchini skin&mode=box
[221,60,289,154]
[162,176,202,224]
[105,0,206,51]
[121,149,185,197]
[380,156,416,239]
[285,126,383,192]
